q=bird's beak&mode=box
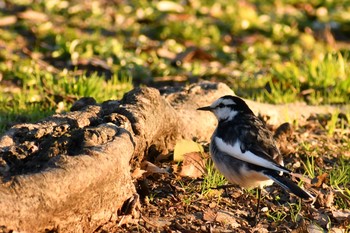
[197,106,212,111]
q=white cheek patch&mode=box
[214,108,238,121]
[214,137,290,174]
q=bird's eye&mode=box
[218,103,225,108]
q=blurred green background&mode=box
[0,0,349,133]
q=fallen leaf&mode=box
[329,228,347,233]
[166,13,192,22]
[205,189,224,198]
[18,10,48,22]
[311,173,329,188]
[215,210,241,228]
[153,76,187,83]
[290,172,312,184]
[316,189,334,208]
[156,1,184,13]
[0,16,17,27]
[331,209,350,220]
[178,152,206,178]
[172,46,214,66]
[251,225,269,233]
[203,208,216,222]
[209,202,217,208]
[141,161,168,176]
[173,139,204,162]
[157,47,177,60]
[325,191,334,208]
[131,167,147,179]
[75,57,111,70]
[307,223,326,233]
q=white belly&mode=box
[215,163,273,189]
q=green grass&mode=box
[301,154,317,179]
[266,208,288,222]
[200,159,227,195]
[329,157,350,209]
[0,68,132,131]
[301,152,350,209]
[288,200,303,223]
[1,1,350,135]
[261,53,350,104]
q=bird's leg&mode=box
[253,188,261,225]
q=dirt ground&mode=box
[103,113,350,232]
[0,103,349,232]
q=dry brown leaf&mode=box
[215,210,241,228]
[153,76,187,82]
[172,46,214,65]
[291,172,312,184]
[75,57,111,70]
[205,189,224,198]
[141,161,168,176]
[203,208,216,222]
[173,139,204,162]
[317,189,334,208]
[331,209,350,221]
[307,224,326,233]
[330,228,347,233]
[166,13,192,22]
[131,167,147,179]
[325,191,334,208]
[157,47,177,60]
[209,202,217,208]
[18,10,48,22]
[251,226,269,233]
[311,173,329,188]
[178,152,206,178]
[0,16,17,27]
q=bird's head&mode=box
[197,95,253,121]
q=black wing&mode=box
[216,113,289,172]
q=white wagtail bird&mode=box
[197,95,313,222]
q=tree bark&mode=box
[0,82,347,232]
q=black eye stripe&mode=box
[217,103,235,108]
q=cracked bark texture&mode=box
[0,82,347,232]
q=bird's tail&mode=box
[264,170,314,200]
